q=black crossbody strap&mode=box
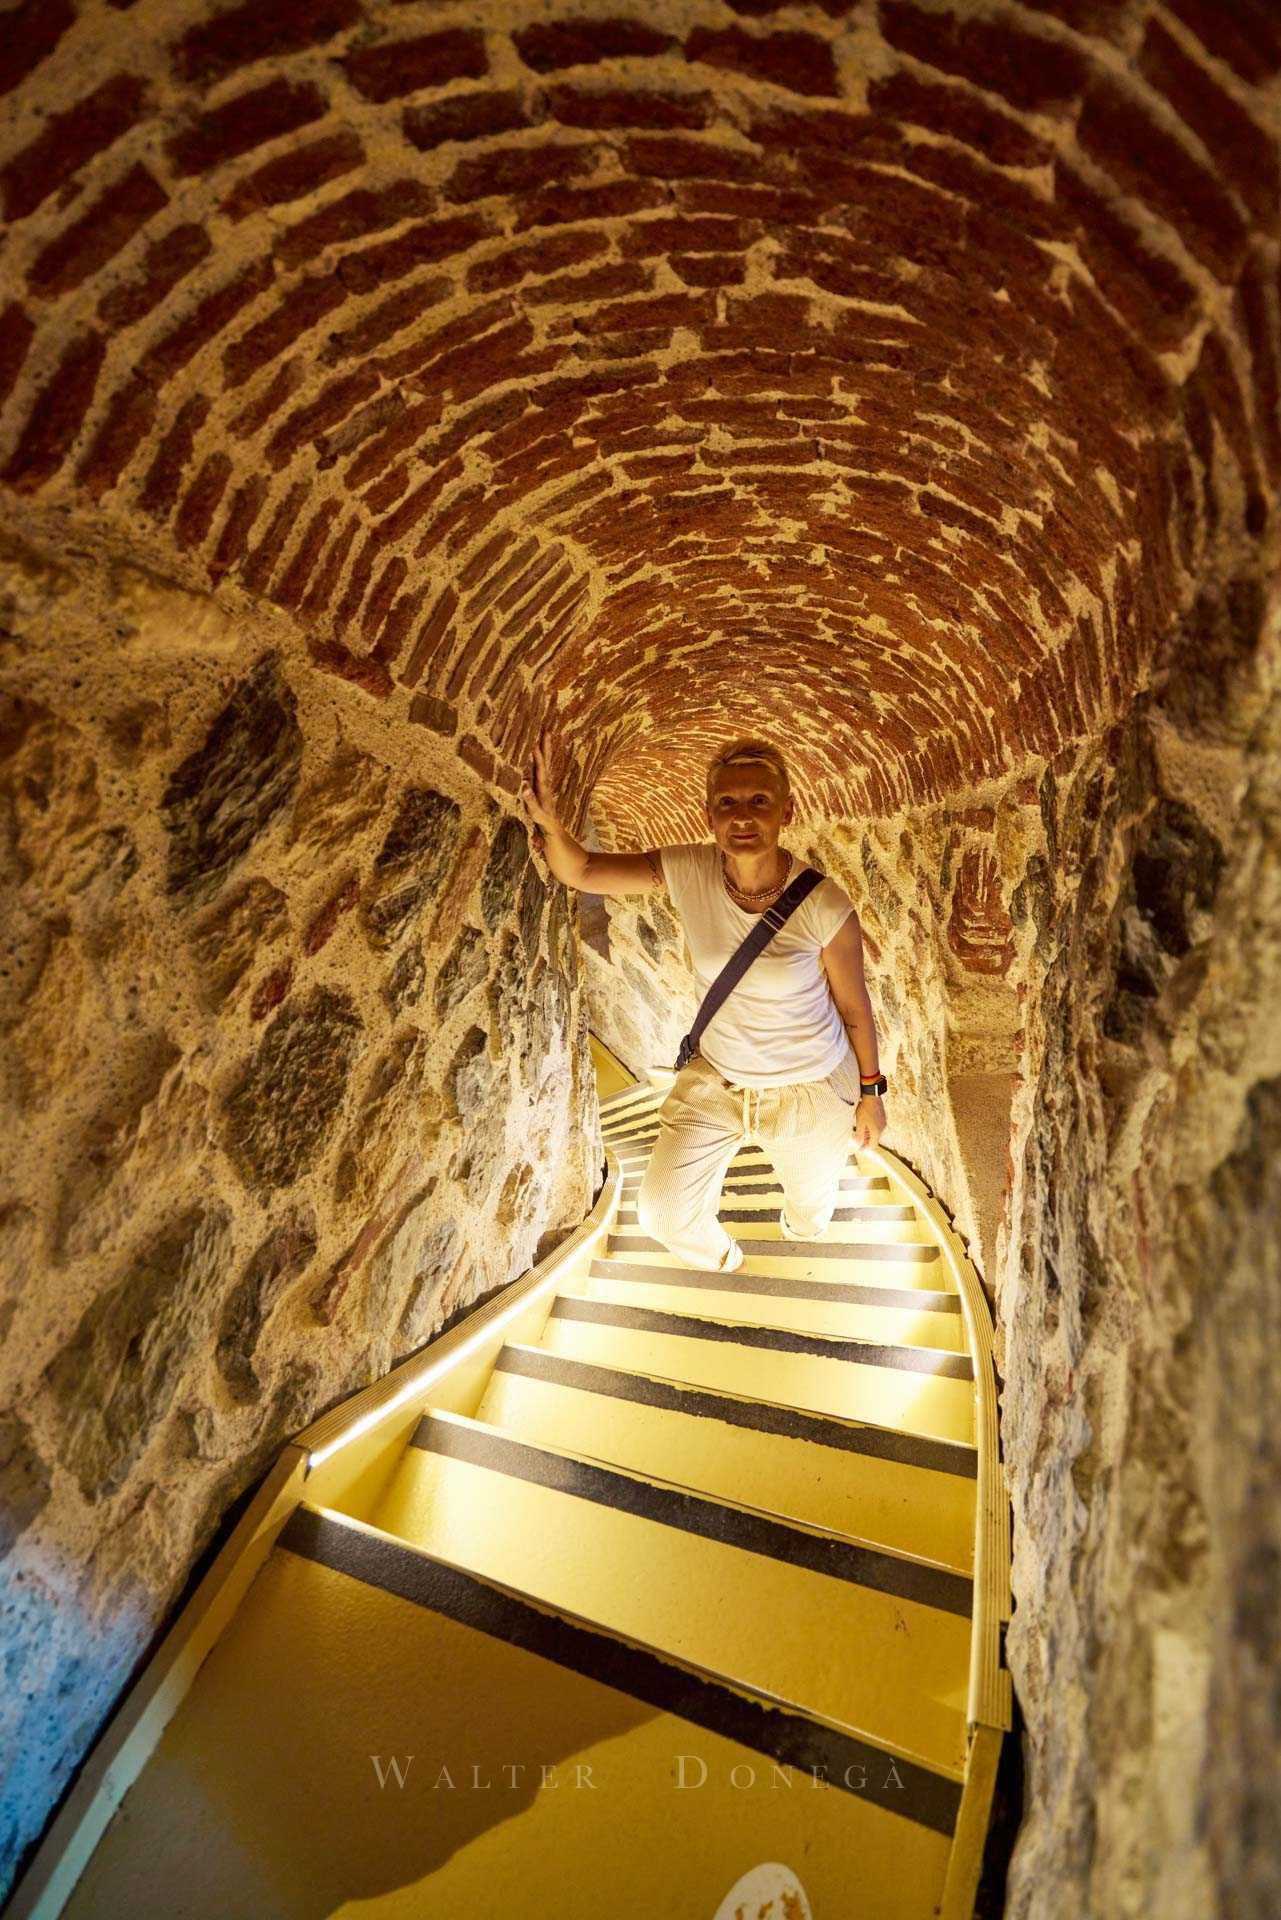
[674,866,823,1071]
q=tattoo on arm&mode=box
[644,849,663,884]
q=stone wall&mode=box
[999,570,1281,1920]
[0,514,600,1901]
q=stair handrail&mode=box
[863,1145,1013,1740]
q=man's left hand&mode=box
[855,1095,886,1151]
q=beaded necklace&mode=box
[721,848,793,903]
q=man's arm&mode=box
[819,913,881,1077]
[520,730,665,897]
[538,823,665,898]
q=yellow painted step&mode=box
[577,1266,967,1353]
[589,1032,638,1099]
[371,1412,971,1778]
[479,1344,978,1573]
[612,1211,932,1245]
[63,1507,957,1918]
[604,1240,955,1295]
[539,1296,976,1445]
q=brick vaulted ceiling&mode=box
[1,0,1278,840]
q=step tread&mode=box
[481,1355,976,1574]
[408,1409,973,1612]
[282,1507,966,1807]
[551,1295,974,1379]
[495,1344,978,1474]
[589,1259,962,1314]
[374,1445,970,1778]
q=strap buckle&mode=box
[761,902,787,932]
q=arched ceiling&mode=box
[1,0,1277,839]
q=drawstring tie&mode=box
[740,1085,761,1136]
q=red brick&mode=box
[223,276,347,388]
[309,639,394,701]
[548,85,711,130]
[624,134,774,185]
[276,177,434,268]
[880,3,1088,111]
[270,503,339,606]
[404,89,531,152]
[3,331,105,492]
[378,461,463,547]
[241,480,308,594]
[75,376,157,501]
[167,77,326,177]
[371,589,422,667]
[141,259,273,382]
[322,276,450,362]
[527,261,653,306]
[512,179,665,230]
[373,293,511,382]
[361,464,409,515]
[27,164,167,299]
[301,515,359,620]
[1139,19,1279,231]
[97,223,213,329]
[334,531,379,634]
[674,253,747,288]
[361,555,408,640]
[622,214,757,258]
[209,474,269,578]
[444,141,595,204]
[139,393,211,519]
[1054,163,1200,350]
[224,132,364,222]
[344,29,487,103]
[576,290,715,335]
[685,26,838,96]
[174,451,232,551]
[867,71,1051,170]
[228,357,305,440]
[172,0,360,84]
[467,229,607,294]
[408,693,458,733]
[1077,73,1249,282]
[2,75,146,223]
[0,0,74,98]
[266,370,381,469]
[336,213,493,293]
[514,19,675,71]
[0,304,35,411]
[1163,0,1281,85]
[458,733,496,782]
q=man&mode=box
[520,730,888,1274]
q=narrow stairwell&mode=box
[27,1041,1010,1920]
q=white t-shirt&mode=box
[659,843,858,1088]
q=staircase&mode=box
[18,1038,1010,1920]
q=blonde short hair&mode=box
[705,738,792,809]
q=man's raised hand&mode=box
[520,728,562,849]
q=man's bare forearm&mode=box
[839,991,881,1079]
[539,818,593,888]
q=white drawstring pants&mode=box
[633,1052,857,1273]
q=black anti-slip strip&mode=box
[410,1416,972,1619]
[589,1259,962,1315]
[608,1234,941,1266]
[494,1346,978,1479]
[278,1506,963,1836]
[552,1297,974,1379]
